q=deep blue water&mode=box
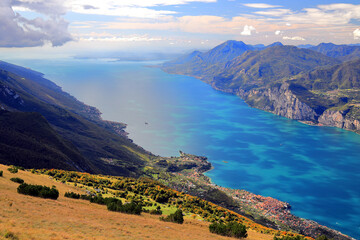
[11,59,360,239]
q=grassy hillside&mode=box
[0,164,277,240]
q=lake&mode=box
[11,58,360,239]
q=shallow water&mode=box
[12,59,360,238]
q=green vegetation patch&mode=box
[273,235,305,240]
[209,221,248,239]
[10,177,24,184]
[7,166,18,174]
[17,183,59,200]
[107,200,142,215]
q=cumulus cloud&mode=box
[354,29,360,39]
[283,36,305,41]
[0,0,72,47]
[243,3,281,9]
[275,30,283,35]
[241,25,256,36]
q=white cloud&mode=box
[68,0,216,8]
[254,9,292,17]
[0,0,72,47]
[241,25,256,35]
[283,36,305,41]
[66,0,216,18]
[354,29,360,39]
[243,3,281,9]
[275,30,283,35]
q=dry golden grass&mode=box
[0,164,272,240]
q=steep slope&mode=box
[162,40,255,78]
[309,43,360,62]
[201,40,255,65]
[0,111,89,171]
[0,62,150,177]
[209,45,340,91]
[293,58,360,90]
[0,61,101,121]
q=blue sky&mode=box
[1,0,360,58]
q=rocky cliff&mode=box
[318,108,360,131]
[244,83,318,121]
[240,83,360,133]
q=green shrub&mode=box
[273,235,305,240]
[107,200,142,215]
[160,209,184,224]
[89,195,107,205]
[17,183,59,200]
[64,192,80,199]
[10,177,24,184]
[7,166,18,174]
[0,170,3,177]
[316,236,331,240]
[80,194,92,200]
[209,222,247,239]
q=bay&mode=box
[12,59,360,239]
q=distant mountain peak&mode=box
[267,42,283,47]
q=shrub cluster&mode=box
[7,166,18,174]
[64,192,81,199]
[160,209,184,224]
[107,200,142,215]
[10,177,24,184]
[17,183,59,200]
[209,222,248,239]
[273,236,305,240]
[0,170,3,177]
[315,236,330,240]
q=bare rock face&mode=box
[244,83,318,121]
[266,83,318,120]
[318,110,360,131]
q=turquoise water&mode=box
[11,59,360,239]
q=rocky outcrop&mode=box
[243,83,318,121]
[318,109,360,131]
[265,83,318,120]
[0,83,24,108]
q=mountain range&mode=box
[162,40,360,133]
